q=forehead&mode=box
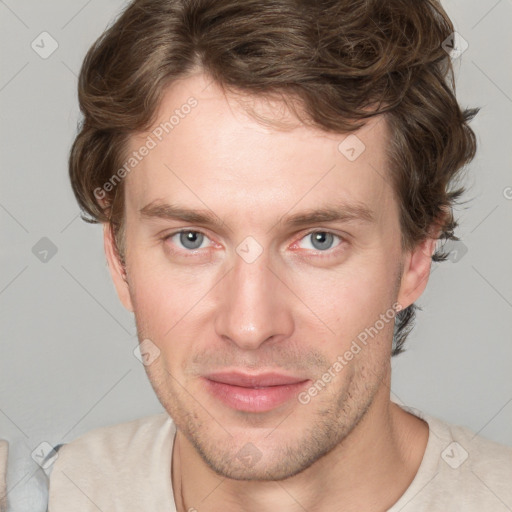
[123,73,396,229]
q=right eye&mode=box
[164,230,212,251]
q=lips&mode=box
[204,371,307,388]
[202,371,310,412]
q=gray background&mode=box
[1,0,511,509]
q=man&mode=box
[48,0,512,510]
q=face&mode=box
[105,72,433,481]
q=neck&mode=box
[171,391,429,512]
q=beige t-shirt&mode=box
[48,404,512,511]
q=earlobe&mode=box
[103,223,134,312]
[396,237,436,309]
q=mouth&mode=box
[202,371,310,413]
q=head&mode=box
[70,0,478,480]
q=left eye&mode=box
[168,230,211,250]
[297,231,342,251]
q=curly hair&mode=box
[69,0,479,355]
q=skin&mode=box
[104,71,435,512]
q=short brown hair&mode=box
[69,0,479,355]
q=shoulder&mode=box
[60,412,171,457]
[391,404,512,512]
[48,412,176,511]
[439,421,512,510]
[442,420,512,490]
[405,403,512,476]
[52,412,173,471]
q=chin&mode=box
[188,424,341,482]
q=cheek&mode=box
[127,255,217,346]
[289,255,399,344]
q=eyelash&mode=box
[162,229,346,257]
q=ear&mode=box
[103,223,134,312]
[396,235,437,310]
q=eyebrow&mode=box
[139,200,376,229]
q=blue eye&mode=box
[298,231,342,251]
[169,230,209,250]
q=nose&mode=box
[213,248,294,351]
